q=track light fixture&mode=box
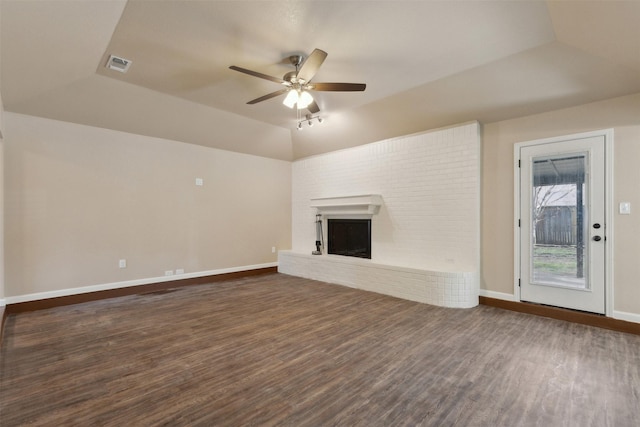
[297,113,323,130]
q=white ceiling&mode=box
[2,0,640,160]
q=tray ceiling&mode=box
[2,1,640,160]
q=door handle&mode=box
[593,236,602,242]
[593,223,601,229]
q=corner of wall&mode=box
[1,0,6,302]
[0,93,5,303]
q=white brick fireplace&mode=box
[279,122,480,308]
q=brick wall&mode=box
[291,122,480,272]
[279,251,479,308]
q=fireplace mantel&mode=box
[310,194,382,216]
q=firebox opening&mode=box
[327,219,371,259]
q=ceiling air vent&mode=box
[106,55,132,73]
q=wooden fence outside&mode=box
[535,206,576,246]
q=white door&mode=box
[519,135,606,314]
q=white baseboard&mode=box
[479,289,518,302]
[613,310,640,324]
[5,262,277,305]
[0,298,6,307]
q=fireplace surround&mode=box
[282,122,480,309]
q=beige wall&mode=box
[1,0,5,302]
[482,92,640,316]
[0,129,4,302]
[0,111,4,302]
[4,113,291,298]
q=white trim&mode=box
[513,129,614,316]
[0,298,6,307]
[4,262,277,305]
[612,310,640,325]
[513,145,522,301]
[479,289,518,302]
[604,130,615,318]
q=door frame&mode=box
[513,129,614,316]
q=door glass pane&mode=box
[531,153,588,290]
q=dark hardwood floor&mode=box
[1,273,639,426]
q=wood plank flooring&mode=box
[1,273,639,426]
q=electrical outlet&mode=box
[165,270,174,276]
[176,268,185,275]
[195,178,203,186]
[119,259,127,269]
[271,246,276,253]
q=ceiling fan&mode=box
[229,48,366,114]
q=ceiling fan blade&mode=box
[229,65,286,84]
[296,48,327,83]
[307,100,320,114]
[247,88,290,104]
[310,82,366,92]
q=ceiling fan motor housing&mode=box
[283,71,298,84]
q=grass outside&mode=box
[533,245,580,277]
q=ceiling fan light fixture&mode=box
[297,91,314,109]
[230,48,366,118]
[283,90,298,108]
